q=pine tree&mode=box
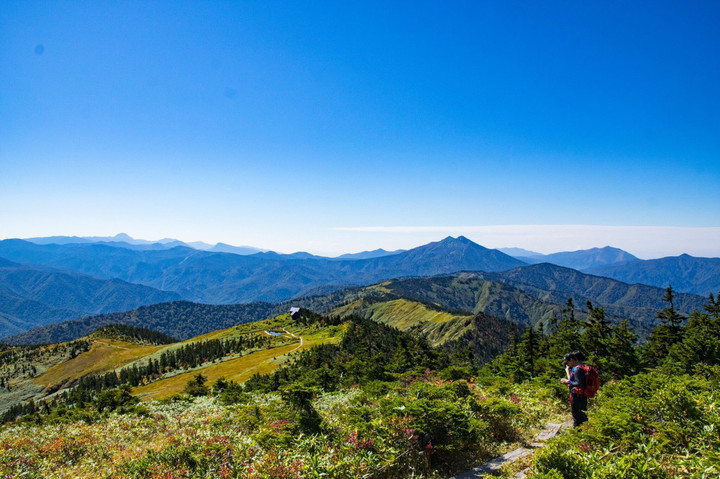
[518,326,539,380]
[581,301,610,360]
[661,293,720,373]
[657,286,685,331]
[605,320,640,379]
[643,286,686,367]
[547,298,582,371]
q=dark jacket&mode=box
[568,365,586,393]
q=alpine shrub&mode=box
[533,440,588,479]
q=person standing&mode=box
[561,351,588,427]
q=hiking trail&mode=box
[451,420,571,478]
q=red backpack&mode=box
[572,364,600,398]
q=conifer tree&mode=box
[605,320,641,379]
[580,301,611,368]
[643,286,686,367]
[657,286,685,331]
[518,326,539,380]
[661,292,720,373]
[546,298,582,374]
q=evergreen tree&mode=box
[184,373,210,396]
[517,326,539,380]
[661,292,720,373]
[542,298,580,377]
[704,292,720,320]
[643,286,686,367]
[580,301,611,368]
[604,320,641,379]
[546,298,582,375]
[657,286,685,331]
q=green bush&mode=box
[381,395,487,456]
[533,440,588,479]
[469,396,521,441]
[591,452,668,479]
[531,470,564,479]
[446,379,472,399]
[439,364,475,381]
[361,379,394,397]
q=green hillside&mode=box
[2,291,718,478]
[330,295,514,363]
[0,312,342,413]
[288,276,560,327]
[291,271,708,339]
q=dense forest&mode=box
[3,300,279,345]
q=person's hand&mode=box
[561,378,569,385]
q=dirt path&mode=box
[233,330,304,379]
[94,340,129,350]
[450,421,570,478]
[282,328,304,353]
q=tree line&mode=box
[484,287,720,386]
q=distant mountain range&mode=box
[512,246,641,271]
[19,235,720,294]
[0,234,718,340]
[0,259,180,338]
[333,248,406,260]
[4,262,709,346]
[0,236,524,305]
[502,246,719,296]
[24,234,267,254]
[586,254,720,297]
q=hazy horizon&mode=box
[7,227,720,260]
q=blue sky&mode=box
[1,1,719,258]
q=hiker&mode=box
[560,351,592,427]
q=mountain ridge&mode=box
[1,235,717,339]
[0,237,526,307]
[10,258,707,346]
[587,254,720,296]
[0,258,181,338]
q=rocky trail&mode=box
[451,421,571,478]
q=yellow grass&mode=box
[365,299,465,328]
[121,314,298,366]
[32,313,344,402]
[35,340,164,387]
[133,326,342,401]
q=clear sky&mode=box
[1,1,719,258]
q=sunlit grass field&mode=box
[133,323,345,401]
[35,340,164,387]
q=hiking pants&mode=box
[571,394,588,427]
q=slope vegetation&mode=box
[36,340,165,391]
[2,311,343,410]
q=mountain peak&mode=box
[112,233,135,242]
[396,235,525,273]
[439,235,475,246]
